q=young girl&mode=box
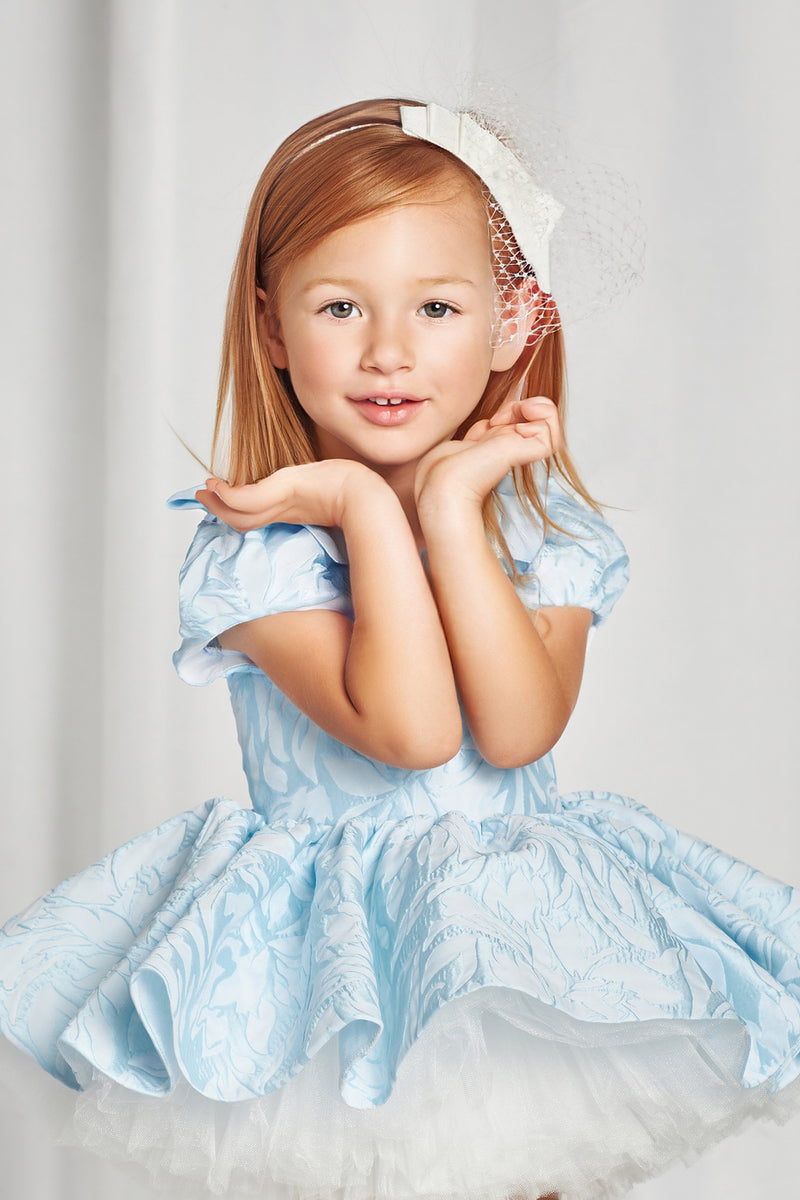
[1,97,799,1200]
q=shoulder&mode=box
[495,472,629,625]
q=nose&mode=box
[360,315,415,374]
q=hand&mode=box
[196,459,386,532]
[415,396,562,513]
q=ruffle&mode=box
[495,473,629,623]
[1,794,800,1197]
[171,512,351,686]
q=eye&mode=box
[323,300,361,319]
[420,301,456,319]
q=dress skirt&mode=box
[1,790,799,1199]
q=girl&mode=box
[1,97,799,1200]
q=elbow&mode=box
[381,718,463,771]
[479,738,557,771]
[475,707,572,771]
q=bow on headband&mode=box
[400,104,562,295]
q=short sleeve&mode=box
[495,474,629,626]
[169,492,351,686]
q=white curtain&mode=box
[1,1,798,1196]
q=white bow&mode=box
[400,104,562,295]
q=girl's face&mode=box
[262,186,516,473]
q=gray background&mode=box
[1,1,798,1196]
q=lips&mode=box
[350,393,426,426]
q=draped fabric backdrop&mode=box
[1,1,798,1197]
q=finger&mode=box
[515,422,554,458]
[487,399,523,427]
[522,398,559,426]
[488,395,558,428]
[480,420,556,462]
[520,395,556,408]
[204,476,281,515]
[196,488,273,532]
[194,487,227,512]
[202,476,233,501]
[205,477,256,508]
[478,419,551,445]
[513,422,554,452]
[463,418,491,442]
[518,401,561,451]
[195,488,233,521]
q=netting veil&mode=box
[398,100,644,350]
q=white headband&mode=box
[399,103,562,295]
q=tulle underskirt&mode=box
[51,988,800,1200]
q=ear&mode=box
[256,286,288,370]
[489,282,544,372]
[489,326,529,372]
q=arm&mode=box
[416,398,592,769]
[200,461,462,769]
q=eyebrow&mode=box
[301,278,358,293]
[301,276,478,293]
[418,276,478,288]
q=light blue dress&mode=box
[0,475,798,1199]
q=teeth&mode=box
[370,397,405,406]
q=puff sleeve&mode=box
[495,474,629,626]
[169,491,351,686]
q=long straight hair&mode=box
[213,99,599,557]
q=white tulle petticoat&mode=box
[57,989,800,1200]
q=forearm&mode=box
[421,498,581,767]
[340,482,462,764]
[204,464,461,767]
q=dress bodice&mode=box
[169,474,629,823]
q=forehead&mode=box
[288,186,492,286]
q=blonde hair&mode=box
[213,98,599,553]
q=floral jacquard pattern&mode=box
[4,794,799,1110]
[1,475,799,1199]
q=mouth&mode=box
[350,393,426,426]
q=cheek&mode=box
[451,340,494,396]
[288,364,324,411]
[283,331,337,400]
[428,324,490,370]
